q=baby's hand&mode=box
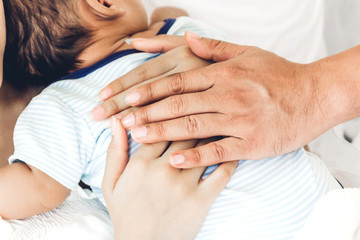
[103,117,237,240]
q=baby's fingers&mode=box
[102,117,129,197]
[200,161,238,199]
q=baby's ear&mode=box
[82,0,125,20]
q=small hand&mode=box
[103,117,237,240]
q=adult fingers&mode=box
[169,137,247,168]
[185,32,251,62]
[130,141,170,164]
[98,50,179,102]
[160,140,198,161]
[181,138,218,182]
[124,66,214,107]
[200,160,238,198]
[112,106,138,121]
[93,59,180,121]
[102,117,129,196]
[130,113,226,143]
[121,92,216,129]
[130,35,187,53]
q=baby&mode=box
[0,0,342,239]
[0,0,223,219]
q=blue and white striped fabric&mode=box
[9,17,341,239]
[199,150,341,239]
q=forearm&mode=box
[0,163,70,220]
[309,45,360,128]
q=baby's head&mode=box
[0,0,5,87]
[3,0,147,89]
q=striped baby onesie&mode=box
[9,17,341,239]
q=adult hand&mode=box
[103,117,237,240]
[96,33,342,168]
[92,43,209,120]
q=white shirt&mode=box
[143,0,360,63]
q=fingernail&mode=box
[99,88,113,100]
[126,38,147,45]
[85,112,95,123]
[170,154,185,165]
[92,106,105,121]
[131,126,147,140]
[94,95,103,104]
[186,31,201,39]
[125,39,134,45]
[125,91,141,105]
[102,119,111,129]
[121,113,135,128]
[110,116,118,136]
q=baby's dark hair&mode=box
[3,0,93,89]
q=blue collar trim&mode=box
[59,18,176,80]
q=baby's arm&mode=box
[150,6,188,25]
[0,162,70,220]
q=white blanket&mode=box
[1,186,360,239]
[0,187,114,240]
[295,188,360,240]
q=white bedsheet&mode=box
[309,118,360,188]
[0,187,114,240]
[2,187,360,240]
[294,188,360,240]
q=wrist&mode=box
[307,46,360,129]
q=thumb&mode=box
[131,35,187,53]
[185,31,250,62]
[102,117,129,196]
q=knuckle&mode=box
[223,63,242,79]
[152,122,166,138]
[136,66,149,79]
[107,99,122,113]
[168,96,188,116]
[146,82,158,100]
[209,142,226,161]
[183,115,200,135]
[191,149,203,166]
[158,34,167,41]
[208,39,230,56]
[109,80,124,93]
[208,39,223,51]
[135,108,150,124]
[168,72,186,94]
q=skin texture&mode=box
[94,33,360,168]
[77,0,149,68]
[103,117,237,240]
[0,0,189,220]
[1,0,230,236]
[0,84,43,167]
